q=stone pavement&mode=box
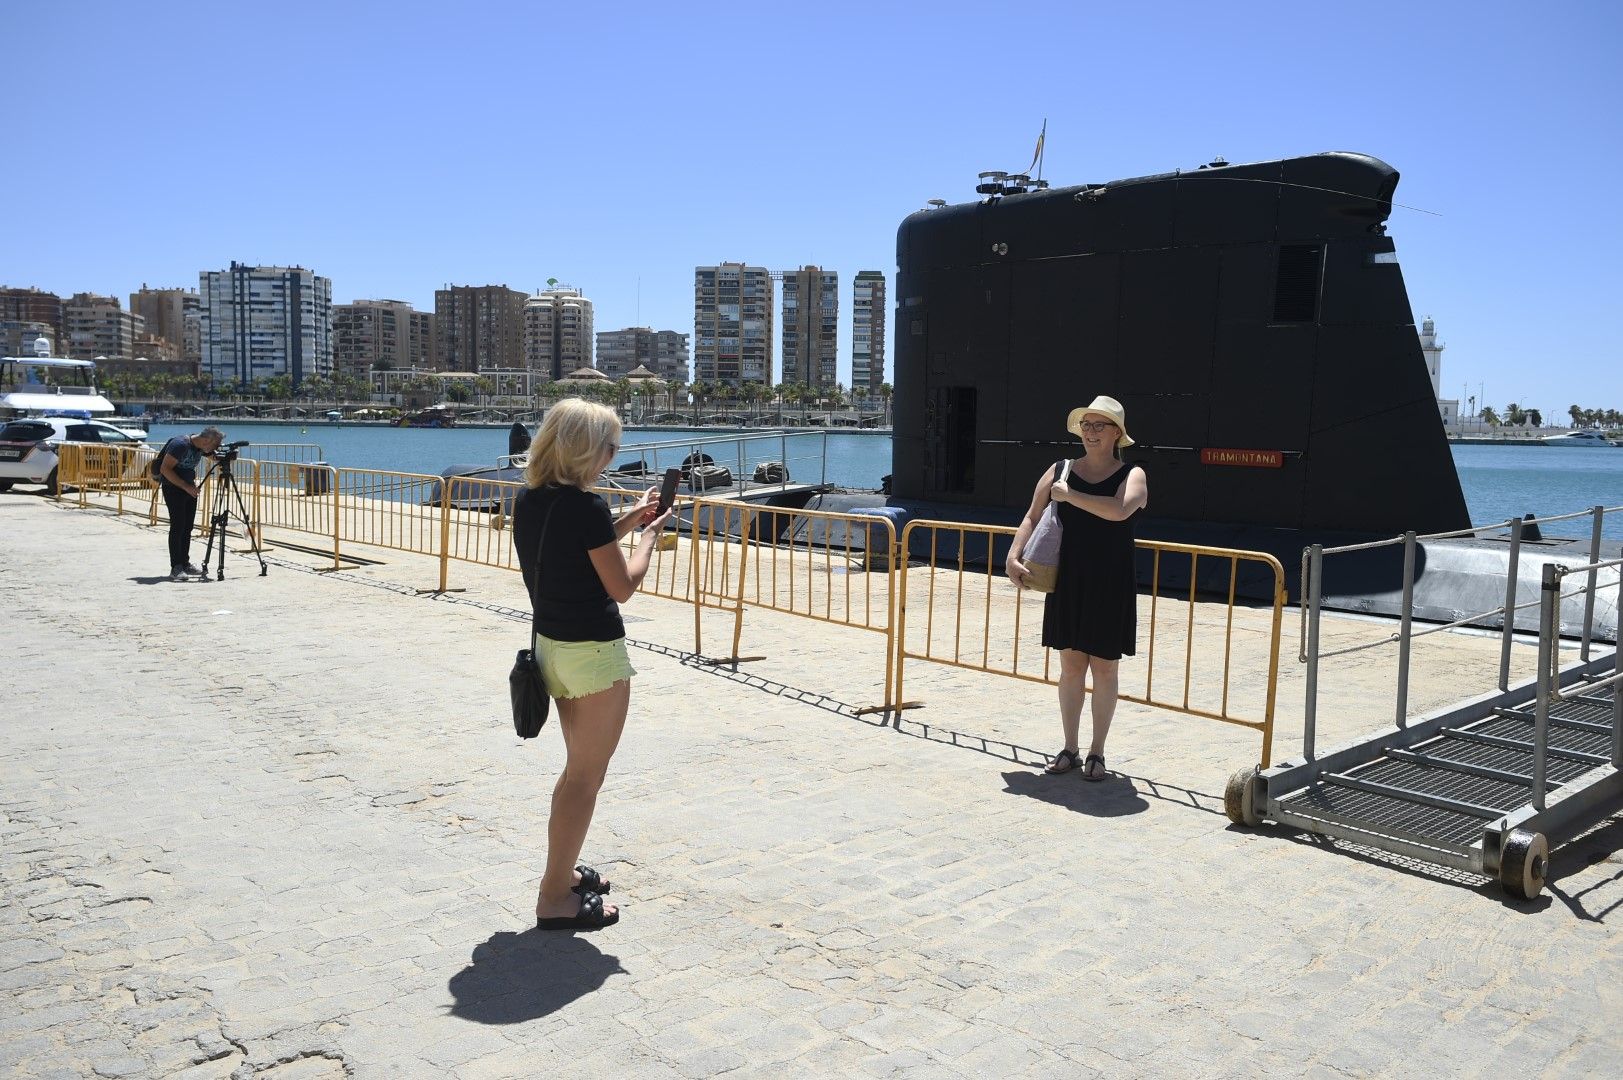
[2,494,1620,1079]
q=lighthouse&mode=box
[1419,316,1459,428]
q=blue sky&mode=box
[7,1,1619,415]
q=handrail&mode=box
[1299,503,1620,761]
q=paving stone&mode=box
[1,496,1620,1079]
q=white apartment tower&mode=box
[199,263,333,389]
[781,266,838,391]
[523,287,595,381]
[851,270,886,395]
[694,263,772,388]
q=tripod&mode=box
[199,452,268,579]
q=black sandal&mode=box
[1045,748,1081,774]
[1082,753,1108,782]
[572,864,611,896]
[536,889,620,932]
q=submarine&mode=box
[890,150,1471,551]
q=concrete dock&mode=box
[2,494,1619,1078]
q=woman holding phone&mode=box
[513,399,671,930]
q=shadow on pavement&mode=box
[1000,770,1150,816]
[129,575,179,586]
[447,928,626,1024]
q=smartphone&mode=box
[656,467,681,514]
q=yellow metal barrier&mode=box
[894,520,1285,767]
[442,475,526,576]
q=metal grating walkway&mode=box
[1275,682,1616,859]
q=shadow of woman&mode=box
[447,928,627,1025]
[1000,770,1150,817]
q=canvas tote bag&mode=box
[1021,459,1071,593]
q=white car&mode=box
[0,416,149,495]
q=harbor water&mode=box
[141,421,1623,543]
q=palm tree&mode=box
[879,382,894,425]
[1479,406,1500,427]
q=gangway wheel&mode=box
[1498,829,1549,901]
[1224,767,1262,827]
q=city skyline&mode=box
[5,2,1619,410]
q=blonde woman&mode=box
[1006,395,1148,781]
[513,398,670,930]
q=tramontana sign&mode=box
[1200,448,1284,468]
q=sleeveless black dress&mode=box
[1040,461,1143,660]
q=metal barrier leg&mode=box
[1532,563,1558,811]
[1499,517,1523,690]
[1581,505,1602,662]
[1304,544,1323,761]
[1395,531,1416,727]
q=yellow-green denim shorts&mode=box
[534,633,636,699]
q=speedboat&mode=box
[1541,430,1612,445]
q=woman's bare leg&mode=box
[1048,649,1090,770]
[1085,657,1120,776]
[536,679,629,921]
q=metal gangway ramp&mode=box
[1226,510,1623,900]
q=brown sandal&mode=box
[1082,753,1108,782]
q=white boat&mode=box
[2,354,116,415]
[1541,430,1613,446]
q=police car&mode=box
[0,416,149,495]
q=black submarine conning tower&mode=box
[892,151,1470,542]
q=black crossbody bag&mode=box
[510,498,558,739]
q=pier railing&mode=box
[1298,504,1622,761]
[54,443,1284,738]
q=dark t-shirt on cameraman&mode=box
[160,435,204,487]
[513,484,624,642]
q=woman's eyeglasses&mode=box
[1078,421,1117,433]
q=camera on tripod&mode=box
[209,439,251,464]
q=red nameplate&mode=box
[1200,448,1283,468]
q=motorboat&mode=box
[1,338,117,418]
[1541,430,1613,446]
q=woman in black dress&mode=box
[1005,395,1148,780]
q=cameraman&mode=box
[157,426,224,580]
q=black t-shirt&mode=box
[513,484,624,641]
[159,435,204,486]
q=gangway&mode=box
[1227,508,1622,900]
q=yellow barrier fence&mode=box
[50,458,1281,756]
[894,520,1285,767]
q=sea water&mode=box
[142,422,1623,543]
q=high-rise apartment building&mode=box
[523,287,595,380]
[2,320,56,356]
[1,288,64,349]
[64,293,143,360]
[434,284,526,373]
[851,270,887,395]
[334,300,436,377]
[199,263,333,388]
[693,263,772,388]
[781,266,838,391]
[597,327,690,383]
[129,285,202,366]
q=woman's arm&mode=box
[1005,467,1056,587]
[1051,466,1147,522]
[588,509,674,603]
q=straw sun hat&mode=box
[1066,395,1134,449]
